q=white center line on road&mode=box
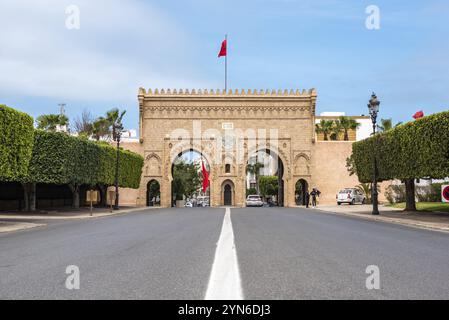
[205,207,243,300]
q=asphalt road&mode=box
[1,207,449,299]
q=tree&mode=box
[346,154,356,176]
[73,109,94,136]
[350,111,449,212]
[92,117,110,141]
[339,116,361,141]
[0,105,34,182]
[148,181,161,198]
[22,131,143,211]
[315,120,334,141]
[331,120,342,141]
[0,105,35,211]
[246,187,257,196]
[377,118,402,132]
[259,176,279,199]
[172,159,202,200]
[356,183,380,204]
[107,108,126,141]
[36,114,69,132]
[91,108,127,141]
[246,159,265,194]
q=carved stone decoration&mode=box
[294,154,310,176]
[145,153,162,177]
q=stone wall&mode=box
[311,141,390,204]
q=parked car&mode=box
[336,188,366,205]
[337,188,366,205]
[197,196,210,207]
[246,195,264,207]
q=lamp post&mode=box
[113,121,124,210]
[368,93,380,216]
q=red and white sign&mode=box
[442,185,449,203]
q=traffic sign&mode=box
[442,185,449,203]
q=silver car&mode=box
[337,188,366,205]
[246,195,264,207]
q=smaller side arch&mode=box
[295,179,309,206]
[146,179,161,206]
[221,179,235,206]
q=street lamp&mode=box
[368,93,380,216]
[113,121,124,210]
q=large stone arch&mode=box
[136,88,318,208]
[244,147,288,207]
[164,146,214,208]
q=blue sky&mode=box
[1,0,448,131]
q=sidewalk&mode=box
[311,204,449,233]
[0,221,46,233]
[0,206,157,233]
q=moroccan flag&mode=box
[413,111,424,119]
[218,39,227,57]
[201,160,210,193]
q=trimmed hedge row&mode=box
[27,131,143,188]
[351,111,449,183]
[0,105,34,181]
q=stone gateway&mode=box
[121,88,367,207]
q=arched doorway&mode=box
[221,180,235,206]
[295,179,309,206]
[246,149,284,207]
[147,180,160,206]
[171,149,210,207]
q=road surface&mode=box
[1,207,449,299]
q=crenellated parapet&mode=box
[138,87,318,125]
[138,88,317,97]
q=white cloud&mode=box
[0,0,213,102]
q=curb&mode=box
[311,208,449,234]
[0,206,159,221]
[0,222,46,234]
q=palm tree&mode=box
[106,108,126,141]
[91,108,127,141]
[356,183,381,204]
[246,159,265,194]
[356,183,372,204]
[339,116,361,141]
[315,120,334,141]
[36,114,69,132]
[377,118,403,132]
[331,120,342,141]
[92,117,110,141]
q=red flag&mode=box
[413,111,424,119]
[218,39,227,58]
[201,160,210,193]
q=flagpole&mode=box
[225,34,227,92]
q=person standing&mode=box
[310,188,321,208]
[305,190,310,208]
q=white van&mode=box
[337,188,366,205]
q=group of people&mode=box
[304,188,321,209]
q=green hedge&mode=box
[118,148,144,188]
[351,111,449,183]
[0,105,34,181]
[26,130,143,188]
